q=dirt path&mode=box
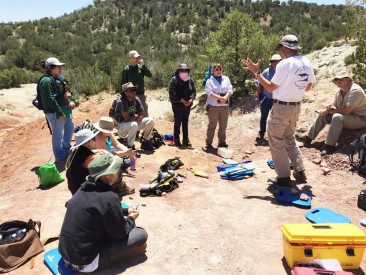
[1,42,366,274]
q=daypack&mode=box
[32,75,57,111]
[139,170,179,197]
[150,128,165,148]
[109,94,122,118]
[202,65,212,88]
[349,134,366,176]
[160,157,184,172]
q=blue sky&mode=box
[0,0,347,23]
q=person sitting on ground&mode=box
[168,64,196,147]
[66,127,135,196]
[297,71,366,156]
[255,54,282,142]
[114,82,155,151]
[59,154,148,273]
[204,63,233,150]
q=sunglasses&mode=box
[180,69,189,73]
[214,68,222,71]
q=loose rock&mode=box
[320,161,328,167]
[312,158,321,165]
[322,168,331,175]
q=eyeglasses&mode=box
[214,68,222,71]
[180,69,189,73]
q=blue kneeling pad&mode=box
[276,187,312,209]
[44,248,74,275]
[305,207,351,224]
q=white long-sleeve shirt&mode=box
[205,75,233,107]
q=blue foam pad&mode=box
[44,248,74,275]
[267,160,293,170]
[305,207,351,224]
[221,158,237,165]
[276,187,312,209]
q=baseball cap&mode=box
[45,57,65,67]
[129,50,141,58]
[270,54,282,61]
[332,71,353,83]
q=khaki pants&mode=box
[118,117,154,146]
[206,105,229,145]
[308,113,366,146]
[267,103,304,178]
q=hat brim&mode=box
[71,130,99,150]
[122,85,138,92]
[92,156,123,181]
[332,76,352,83]
[93,121,118,134]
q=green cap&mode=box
[88,154,123,181]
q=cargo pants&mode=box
[307,113,366,146]
[267,103,305,178]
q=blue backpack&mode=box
[202,65,212,88]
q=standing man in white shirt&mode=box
[243,35,316,186]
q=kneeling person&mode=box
[114,82,154,151]
[59,154,148,273]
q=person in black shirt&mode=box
[60,154,148,273]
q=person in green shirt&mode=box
[121,50,152,118]
[39,57,76,164]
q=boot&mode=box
[182,138,192,148]
[320,145,336,156]
[267,176,291,187]
[293,170,307,183]
[141,139,155,151]
[296,134,312,147]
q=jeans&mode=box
[97,227,148,271]
[259,98,273,137]
[45,113,74,162]
[172,103,191,142]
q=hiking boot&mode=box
[255,136,264,142]
[267,176,291,187]
[293,170,307,183]
[296,134,312,147]
[182,139,192,148]
[218,142,229,148]
[141,139,155,151]
[205,144,214,150]
[127,144,136,150]
[320,145,336,156]
[169,140,181,147]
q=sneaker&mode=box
[320,145,336,156]
[293,170,307,183]
[205,144,214,150]
[267,176,291,187]
[218,142,228,148]
[141,139,155,151]
[296,134,312,147]
[182,139,192,147]
[169,140,182,147]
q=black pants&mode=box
[171,103,191,142]
[259,98,273,137]
[97,227,148,271]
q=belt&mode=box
[273,99,301,106]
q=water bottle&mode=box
[130,158,136,171]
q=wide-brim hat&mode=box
[71,129,99,150]
[275,35,302,51]
[332,71,353,83]
[88,154,123,181]
[122,82,138,93]
[177,63,190,72]
[94,117,118,134]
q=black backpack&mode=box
[151,128,165,148]
[109,94,121,118]
[32,75,57,111]
[349,134,366,176]
[160,157,184,172]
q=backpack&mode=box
[349,134,366,176]
[160,157,184,172]
[202,65,212,88]
[150,128,165,148]
[109,94,122,118]
[139,170,179,197]
[32,75,57,111]
[37,163,65,189]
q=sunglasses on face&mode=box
[180,69,189,73]
[214,68,222,71]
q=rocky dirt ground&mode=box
[1,40,366,275]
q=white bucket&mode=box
[217,147,234,159]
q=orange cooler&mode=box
[282,224,366,269]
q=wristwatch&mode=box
[255,70,261,76]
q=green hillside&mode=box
[0,0,357,94]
